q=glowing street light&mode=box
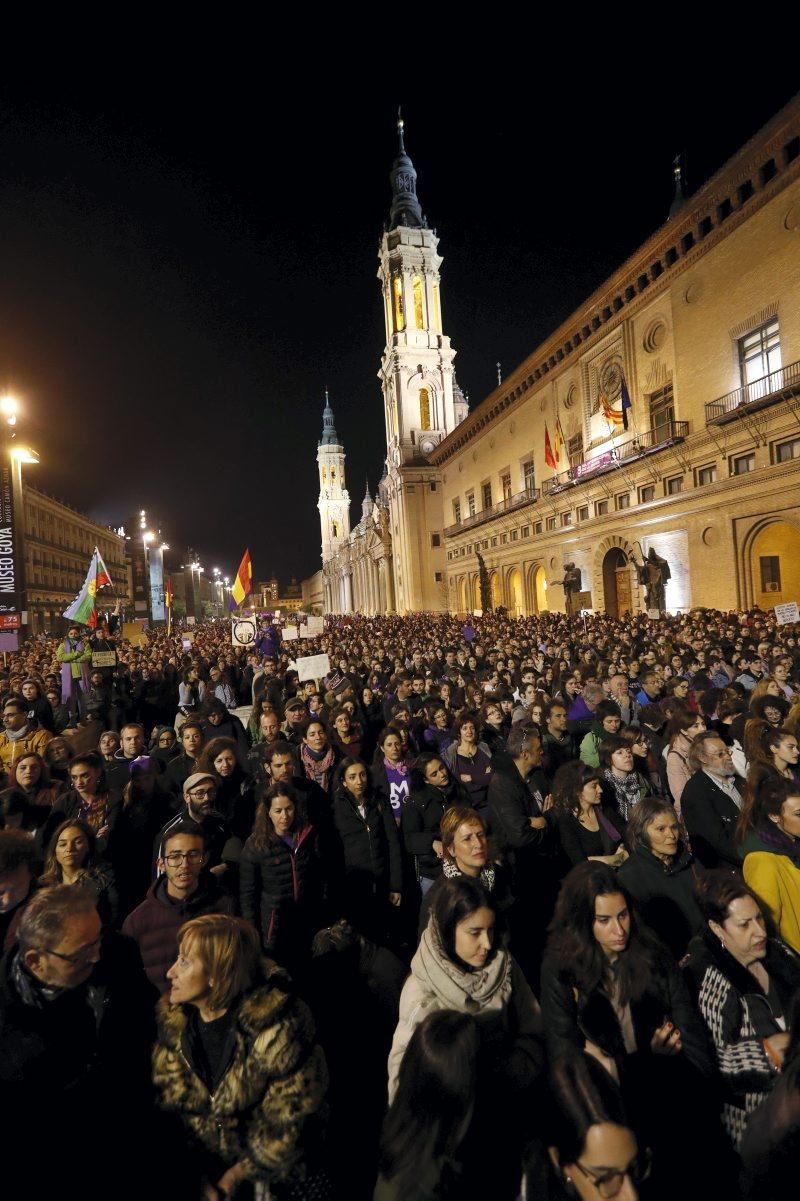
[10,447,39,465]
[1,395,18,427]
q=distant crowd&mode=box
[1,604,800,1199]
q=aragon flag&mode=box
[63,548,113,629]
[229,549,253,610]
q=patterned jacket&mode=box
[152,959,328,1183]
[683,931,800,1145]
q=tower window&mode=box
[332,521,340,538]
[392,275,405,332]
[419,388,432,431]
[413,276,425,328]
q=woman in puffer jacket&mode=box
[240,781,324,976]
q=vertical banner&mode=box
[149,545,166,623]
[0,463,21,624]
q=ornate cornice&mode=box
[429,96,800,466]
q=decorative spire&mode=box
[388,108,427,230]
[669,152,687,219]
[320,389,339,446]
[361,479,374,521]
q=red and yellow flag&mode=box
[229,549,253,610]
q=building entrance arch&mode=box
[507,568,524,617]
[602,547,631,620]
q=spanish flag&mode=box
[164,577,173,635]
[229,549,253,610]
[544,424,557,471]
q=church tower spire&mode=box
[388,109,427,230]
[316,391,350,568]
[377,113,461,612]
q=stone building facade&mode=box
[24,486,128,633]
[312,99,800,617]
[433,99,800,618]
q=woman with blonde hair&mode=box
[154,913,328,1200]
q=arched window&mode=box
[321,466,327,484]
[419,387,432,431]
[330,467,336,481]
[332,521,340,539]
[432,283,442,333]
[413,276,425,328]
[392,275,405,332]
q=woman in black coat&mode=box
[240,781,323,974]
[681,732,743,869]
[332,756,402,943]
[401,753,467,891]
[540,861,727,1196]
[617,796,704,959]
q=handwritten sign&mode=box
[775,601,799,625]
[304,615,324,636]
[91,651,116,668]
[281,626,299,641]
[473,609,483,618]
[296,653,331,683]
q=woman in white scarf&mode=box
[388,875,542,1100]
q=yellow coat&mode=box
[0,726,53,773]
[743,847,800,954]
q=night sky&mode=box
[0,67,795,587]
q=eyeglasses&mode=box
[41,934,102,967]
[573,1148,651,1198]
[187,788,215,800]
[163,850,205,866]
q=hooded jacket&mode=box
[683,931,800,1144]
[387,921,542,1100]
[152,960,328,1185]
[122,874,235,992]
[401,779,466,881]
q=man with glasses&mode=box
[0,886,156,1195]
[155,772,234,883]
[123,820,234,992]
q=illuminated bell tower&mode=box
[316,392,350,565]
[378,114,459,465]
[377,113,461,611]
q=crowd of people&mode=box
[2,604,800,1198]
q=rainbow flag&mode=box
[63,548,113,629]
[228,549,253,610]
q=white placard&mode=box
[305,615,324,636]
[473,609,483,617]
[231,616,257,647]
[296,653,331,683]
[185,616,196,627]
[775,601,799,625]
[282,626,299,641]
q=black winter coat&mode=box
[332,787,402,895]
[240,825,323,952]
[487,766,551,890]
[681,770,743,869]
[540,948,713,1079]
[0,933,157,1195]
[617,844,704,959]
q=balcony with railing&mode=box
[542,419,690,496]
[705,359,800,424]
[443,488,539,538]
